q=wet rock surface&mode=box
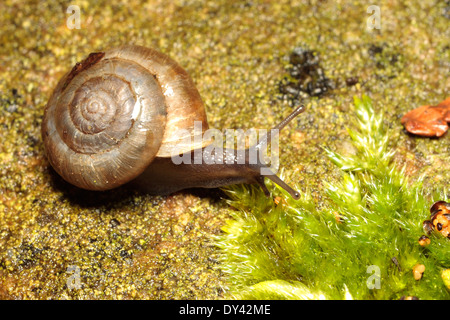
[0,0,448,299]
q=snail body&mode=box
[42,45,303,199]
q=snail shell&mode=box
[42,45,210,190]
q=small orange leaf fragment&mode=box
[401,97,450,137]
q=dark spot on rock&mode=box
[27,135,39,148]
[110,218,120,228]
[120,250,131,258]
[36,211,56,226]
[368,44,384,57]
[17,243,42,269]
[345,76,359,86]
[278,46,335,105]
[368,43,404,71]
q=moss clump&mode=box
[217,95,449,300]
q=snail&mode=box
[42,45,304,199]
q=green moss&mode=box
[217,96,449,300]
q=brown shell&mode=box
[42,45,209,190]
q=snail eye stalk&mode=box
[254,105,305,151]
[251,105,305,200]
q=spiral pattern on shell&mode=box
[42,45,208,190]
